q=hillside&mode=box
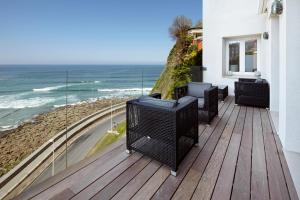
[152,38,202,99]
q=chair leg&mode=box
[171,170,177,177]
[126,149,132,154]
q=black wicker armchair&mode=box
[174,82,218,124]
[126,94,198,176]
[235,78,269,108]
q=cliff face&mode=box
[152,40,202,99]
[151,45,181,99]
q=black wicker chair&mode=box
[126,94,198,176]
[235,78,269,108]
[174,82,218,124]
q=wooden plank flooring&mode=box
[15,96,299,200]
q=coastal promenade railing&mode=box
[0,102,126,199]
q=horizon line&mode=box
[0,63,165,66]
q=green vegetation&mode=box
[152,16,202,99]
[87,121,126,157]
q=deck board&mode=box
[90,157,151,200]
[111,160,161,200]
[274,134,299,200]
[32,147,130,200]
[251,108,269,200]
[14,97,298,200]
[211,106,246,200]
[71,153,142,200]
[131,166,170,200]
[191,105,240,200]
[151,98,230,200]
[267,112,299,200]
[172,98,235,200]
[15,139,126,200]
[151,99,230,200]
[231,107,253,200]
[261,109,290,200]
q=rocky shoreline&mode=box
[0,98,129,177]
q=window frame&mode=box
[225,36,261,76]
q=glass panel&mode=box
[245,40,257,72]
[229,43,240,72]
[0,65,162,188]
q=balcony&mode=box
[15,97,298,200]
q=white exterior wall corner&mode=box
[281,0,300,154]
[203,0,300,152]
[203,0,268,95]
[203,0,300,195]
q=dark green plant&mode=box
[169,41,201,96]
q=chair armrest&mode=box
[174,85,188,100]
[149,93,161,99]
[204,86,218,111]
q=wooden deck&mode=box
[15,97,299,200]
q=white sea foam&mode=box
[0,97,56,109]
[52,95,80,108]
[53,104,65,108]
[33,85,66,92]
[0,125,18,131]
[33,81,98,92]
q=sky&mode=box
[0,0,202,65]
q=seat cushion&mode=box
[139,96,178,108]
[178,96,204,109]
[178,96,195,104]
[198,98,205,109]
[187,82,212,98]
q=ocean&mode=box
[0,65,163,131]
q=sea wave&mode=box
[33,85,66,92]
[32,81,101,92]
[52,95,80,108]
[0,125,19,131]
[0,97,56,109]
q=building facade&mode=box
[188,27,203,51]
[203,0,300,194]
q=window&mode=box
[245,40,257,72]
[225,36,260,76]
[229,43,240,72]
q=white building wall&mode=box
[279,0,300,153]
[203,0,300,195]
[203,0,268,95]
[203,0,300,153]
[268,17,280,113]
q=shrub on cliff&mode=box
[171,41,200,94]
[152,16,202,99]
